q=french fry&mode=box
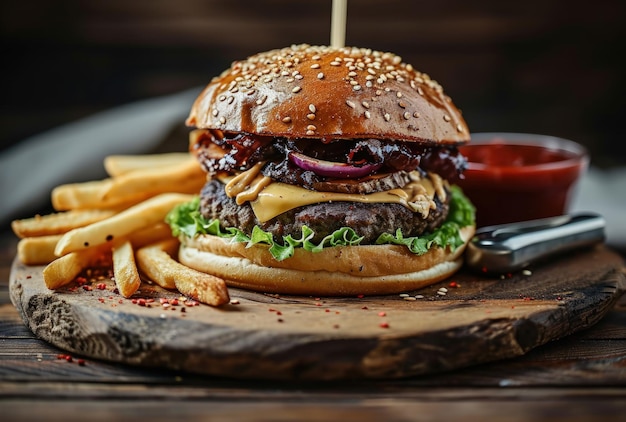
[112,240,141,298]
[11,209,117,238]
[17,235,62,265]
[54,193,193,257]
[127,222,175,248]
[136,239,230,306]
[135,238,180,289]
[42,245,110,290]
[100,157,205,202]
[104,153,192,177]
[52,179,154,211]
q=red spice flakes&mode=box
[356,294,364,299]
[57,354,86,366]
[137,298,147,307]
[82,285,93,291]
[98,298,105,303]
[333,324,340,329]
[277,318,284,323]
[325,309,331,313]
[448,281,460,288]
[379,322,390,329]
[361,306,368,310]
[378,311,386,317]
[96,283,107,290]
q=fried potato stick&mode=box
[112,240,141,298]
[54,193,193,256]
[104,153,192,177]
[17,235,62,265]
[42,245,110,290]
[137,239,230,306]
[11,209,117,238]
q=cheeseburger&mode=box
[167,44,476,296]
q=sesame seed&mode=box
[218,95,226,101]
[348,71,357,77]
[398,101,407,108]
[307,113,316,120]
[307,124,317,131]
[346,100,356,109]
[256,95,267,105]
[396,91,403,98]
[312,55,321,60]
[404,296,417,301]
[365,75,375,81]
[457,124,464,132]
[330,61,340,66]
[413,112,420,118]
[317,72,324,79]
[227,96,234,104]
[364,110,371,119]
[443,114,451,122]
[367,68,377,75]
[309,104,316,113]
[286,77,294,83]
[437,291,447,296]
[353,85,362,91]
[310,63,320,69]
[375,90,382,96]
[281,70,289,76]
[384,113,391,122]
[417,87,424,96]
[219,116,226,124]
[212,109,219,117]
[295,74,304,80]
[403,112,410,120]
[365,81,373,87]
[415,294,424,299]
[282,116,292,123]
[306,130,315,136]
[350,80,358,86]
[362,101,370,108]
[292,86,302,93]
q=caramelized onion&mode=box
[288,151,382,179]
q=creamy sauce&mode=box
[220,166,445,223]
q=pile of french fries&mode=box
[11,152,230,306]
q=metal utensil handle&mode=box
[465,213,606,274]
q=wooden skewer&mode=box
[331,0,347,48]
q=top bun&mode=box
[187,44,469,144]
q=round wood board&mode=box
[9,245,625,381]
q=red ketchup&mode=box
[457,134,589,227]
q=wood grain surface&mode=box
[8,245,625,381]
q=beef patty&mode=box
[199,178,450,244]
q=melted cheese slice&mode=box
[220,165,445,223]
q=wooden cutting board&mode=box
[9,245,625,381]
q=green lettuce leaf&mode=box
[165,185,475,261]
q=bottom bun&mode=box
[177,226,474,296]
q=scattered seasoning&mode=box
[379,322,390,329]
[415,294,424,299]
[522,269,533,276]
[356,294,364,299]
[229,299,240,305]
[378,311,386,317]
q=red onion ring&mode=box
[288,151,382,179]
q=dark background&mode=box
[2,0,626,167]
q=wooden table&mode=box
[1,229,625,421]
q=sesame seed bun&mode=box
[187,44,469,144]
[177,225,475,296]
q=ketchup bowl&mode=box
[457,132,589,227]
